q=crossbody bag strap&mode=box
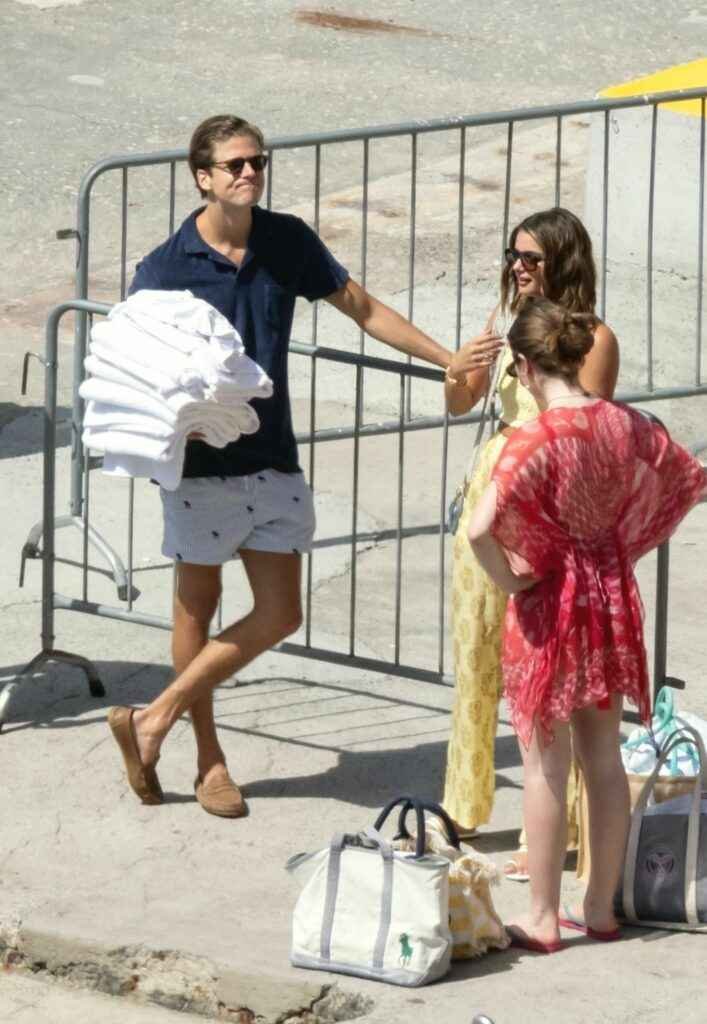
[464,342,509,484]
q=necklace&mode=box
[545,392,591,408]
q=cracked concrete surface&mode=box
[2,3,707,1021]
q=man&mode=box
[108,114,497,817]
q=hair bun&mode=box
[556,312,593,365]
[507,296,595,380]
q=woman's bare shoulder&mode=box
[592,320,619,349]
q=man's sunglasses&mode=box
[504,247,545,270]
[210,155,269,177]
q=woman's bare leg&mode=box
[569,695,629,932]
[507,719,571,944]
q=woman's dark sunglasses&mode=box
[504,247,544,270]
[210,155,269,177]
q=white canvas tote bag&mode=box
[287,807,452,986]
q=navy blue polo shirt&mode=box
[129,206,349,477]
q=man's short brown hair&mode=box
[188,115,266,198]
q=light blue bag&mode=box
[621,687,702,778]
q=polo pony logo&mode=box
[399,932,414,966]
[645,847,676,880]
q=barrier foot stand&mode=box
[0,649,105,733]
[18,513,138,603]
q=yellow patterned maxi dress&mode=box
[443,347,580,837]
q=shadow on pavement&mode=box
[0,661,523,838]
[0,402,72,458]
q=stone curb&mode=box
[0,920,374,1024]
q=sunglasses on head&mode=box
[504,247,544,270]
[210,154,269,177]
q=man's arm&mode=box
[467,482,537,595]
[324,278,453,369]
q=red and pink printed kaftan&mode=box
[490,400,705,748]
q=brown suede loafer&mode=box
[194,771,248,818]
[107,706,163,805]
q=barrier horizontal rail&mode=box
[8,293,705,731]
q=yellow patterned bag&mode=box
[391,800,509,959]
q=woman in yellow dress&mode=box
[442,207,619,878]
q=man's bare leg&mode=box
[172,562,226,786]
[133,550,302,767]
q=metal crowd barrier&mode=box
[4,297,705,729]
[49,85,707,589]
[6,87,707,725]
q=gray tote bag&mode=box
[617,725,707,931]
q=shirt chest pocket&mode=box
[264,281,292,329]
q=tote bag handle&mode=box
[373,796,427,858]
[394,798,461,851]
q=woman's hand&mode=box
[445,330,504,416]
[447,329,504,381]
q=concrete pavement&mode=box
[1,401,706,1022]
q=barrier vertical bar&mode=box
[438,415,450,677]
[653,541,669,699]
[646,103,658,392]
[349,364,363,656]
[72,181,92,518]
[697,97,705,385]
[169,161,176,235]
[405,132,418,421]
[266,150,273,210]
[555,115,562,206]
[394,374,405,663]
[359,138,370,355]
[454,127,466,351]
[502,122,514,253]
[120,168,128,300]
[82,446,91,603]
[601,110,610,321]
[42,314,59,652]
[126,479,135,612]
[305,143,322,648]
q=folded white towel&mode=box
[89,339,180,397]
[83,402,175,439]
[101,451,184,491]
[91,316,196,368]
[80,376,187,425]
[84,291,272,489]
[81,381,260,439]
[91,309,272,403]
[109,290,239,353]
[179,345,273,402]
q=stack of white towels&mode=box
[79,290,273,490]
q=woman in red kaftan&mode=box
[468,297,705,954]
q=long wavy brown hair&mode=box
[500,207,597,318]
